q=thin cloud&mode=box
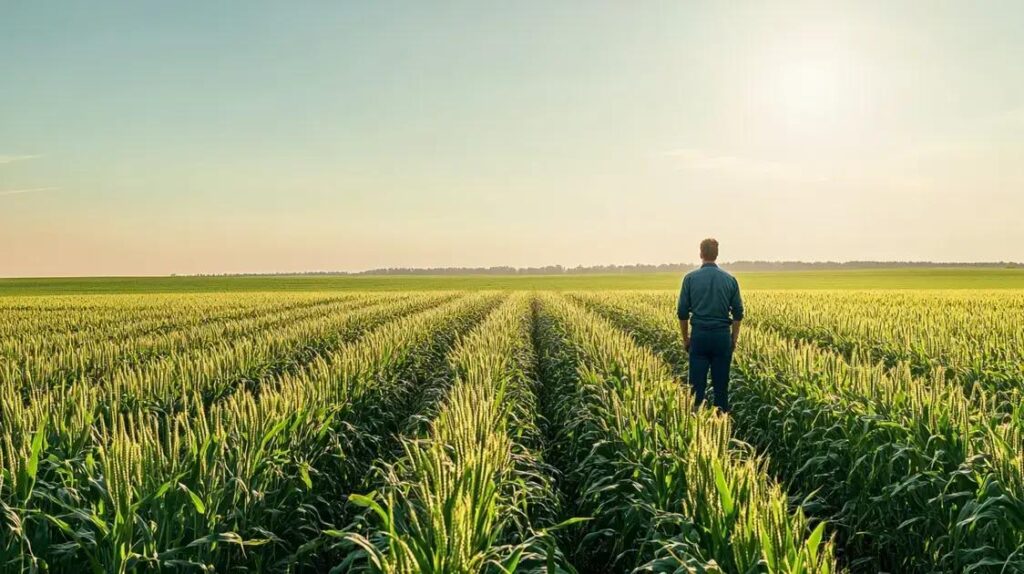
[0,154,41,165]
[665,148,787,176]
[0,186,58,197]
[951,106,1024,133]
[1005,106,1024,128]
[662,148,829,184]
[663,148,927,191]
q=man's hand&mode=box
[684,337,691,352]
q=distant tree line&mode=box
[725,260,1022,271]
[190,260,1021,277]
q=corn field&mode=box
[1,290,1021,573]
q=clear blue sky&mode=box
[2,1,1022,276]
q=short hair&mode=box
[700,238,719,261]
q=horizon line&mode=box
[2,260,1022,280]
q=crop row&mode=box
[3,292,840,573]
[573,291,1024,573]
[2,294,449,422]
[536,294,835,573]
[0,293,323,343]
[1,294,391,393]
[0,293,364,363]
[1,293,500,572]
[738,291,1022,403]
[339,293,566,573]
[7,289,1019,573]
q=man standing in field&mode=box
[677,238,744,412]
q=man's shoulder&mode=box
[683,268,704,281]
[685,265,738,283]
[717,267,740,286]
[715,266,736,278]
[709,265,739,283]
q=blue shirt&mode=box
[676,263,744,331]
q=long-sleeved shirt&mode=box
[676,262,744,331]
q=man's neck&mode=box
[701,261,718,267]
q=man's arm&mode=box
[677,277,691,351]
[729,279,744,351]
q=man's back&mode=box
[677,263,744,331]
[677,239,743,413]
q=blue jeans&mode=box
[689,328,733,412]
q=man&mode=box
[677,238,743,412]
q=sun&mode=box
[749,28,871,136]
[774,59,847,120]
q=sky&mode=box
[2,1,1022,276]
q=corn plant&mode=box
[0,293,497,572]
[534,294,836,573]
[338,294,573,573]
[575,291,1024,573]
[733,290,1024,404]
[4,288,1021,574]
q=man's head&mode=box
[700,238,719,262]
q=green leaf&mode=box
[712,459,735,519]
[298,464,313,490]
[541,516,592,534]
[26,424,46,481]
[153,480,173,499]
[806,521,826,564]
[349,493,388,525]
[44,514,74,535]
[179,483,206,515]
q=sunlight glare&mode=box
[775,59,846,120]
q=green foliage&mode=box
[2,288,1020,573]
[1,292,500,571]
[576,290,1024,573]
[534,294,836,573]
[337,295,570,573]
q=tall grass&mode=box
[0,293,498,571]
[339,294,570,573]
[535,294,836,573]
[4,289,1020,573]
[739,290,1024,404]
[576,291,1024,573]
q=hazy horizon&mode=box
[3,1,1022,277]
[4,259,1022,280]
